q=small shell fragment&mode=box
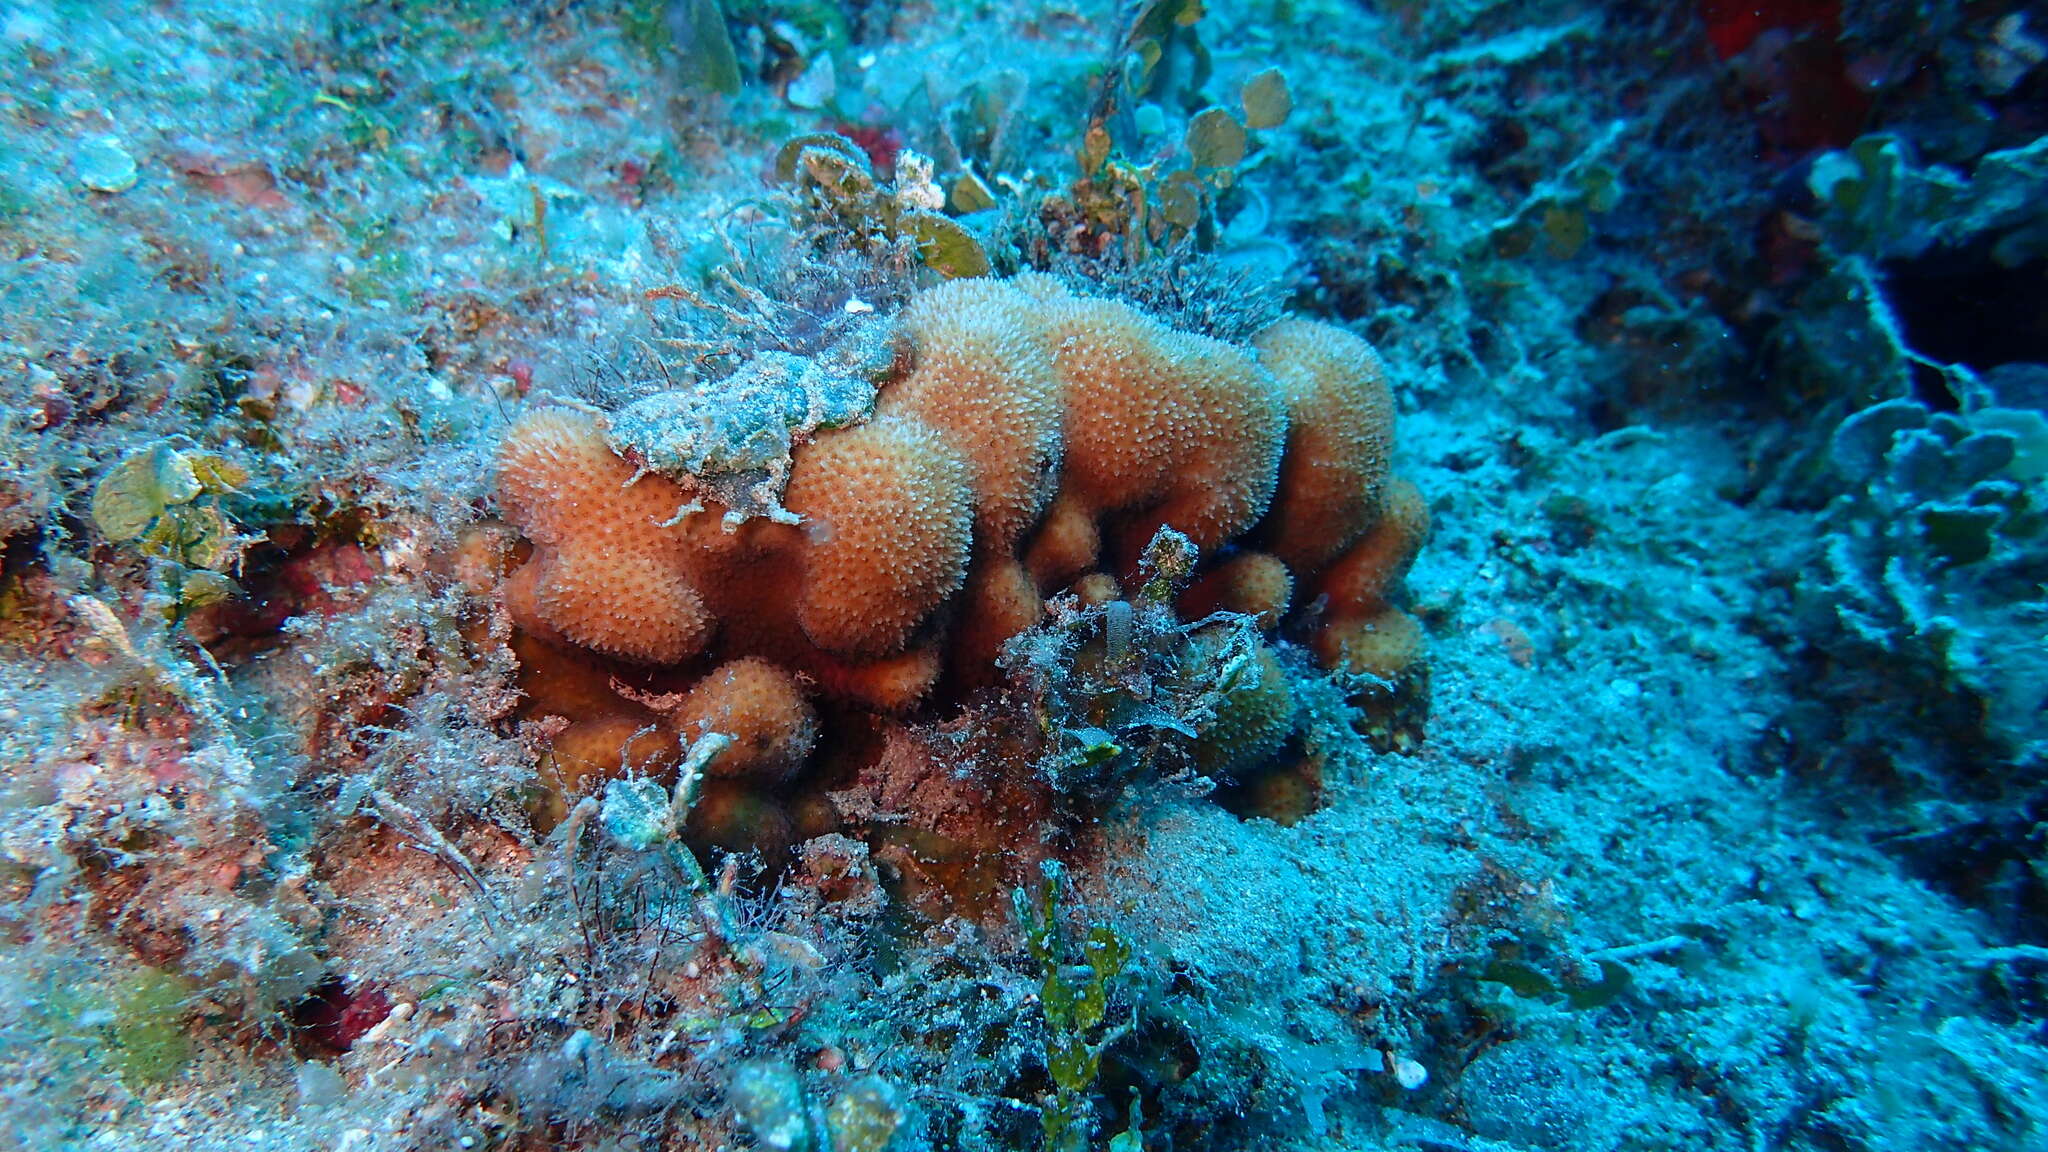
[75,135,139,194]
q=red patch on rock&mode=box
[290,978,392,1055]
[834,117,904,181]
[1699,0,1839,59]
[1701,0,1870,158]
[168,142,290,212]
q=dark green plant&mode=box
[105,968,198,1087]
[1479,956,1632,1012]
[727,1060,908,1152]
[623,0,742,94]
[1002,527,1268,805]
[1013,862,1134,1152]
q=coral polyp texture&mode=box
[496,274,1426,718]
[498,408,718,665]
[669,657,819,787]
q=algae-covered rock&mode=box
[824,1078,904,1152]
[730,1058,815,1152]
[605,328,889,527]
[106,969,197,1087]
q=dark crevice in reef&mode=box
[1883,241,2048,407]
[287,975,394,1059]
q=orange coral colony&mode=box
[496,274,1427,724]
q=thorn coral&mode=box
[1035,288,1288,561]
[1254,319,1396,572]
[1312,478,1431,680]
[955,555,1045,684]
[668,657,818,788]
[784,414,974,656]
[1188,634,1299,778]
[498,408,715,665]
[1180,551,1293,630]
[876,278,1063,552]
[1318,477,1430,619]
[494,275,1426,811]
[547,715,679,799]
[1315,605,1425,681]
[1022,493,1102,590]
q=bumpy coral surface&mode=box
[1312,477,1432,678]
[669,657,819,787]
[498,408,716,665]
[784,415,975,657]
[1254,319,1396,572]
[15,3,2045,1147]
[495,275,1427,818]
